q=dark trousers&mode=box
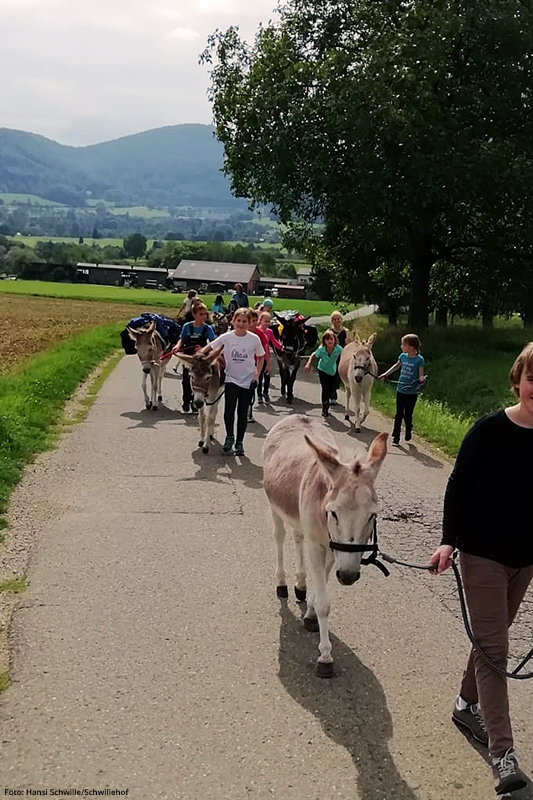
[182,367,192,408]
[257,362,270,397]
[224,382,253,442]
[459,553,533,756]
[319,370,337,412]
[392,392,418,440]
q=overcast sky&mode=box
[0,0,278,146]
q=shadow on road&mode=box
[277,601,420,800]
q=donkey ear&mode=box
[176,352,196,366]
[366,332,377,348]
[304,435,342,479]
[298,316,311,325]
[273,313,284,324]
[352,330,361,343]
[126,326,138,340]
[366,432,388,475]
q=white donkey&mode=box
[263,415,387,676]
[338,332,378,431]
[176,347,224,453]
[127,320,167,410]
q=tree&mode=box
[123,233,147,262]
[203,1,533,326]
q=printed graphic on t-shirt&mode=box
[230,346,250,364]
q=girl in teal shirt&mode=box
[304,329,343,417]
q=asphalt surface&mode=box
[1,357,532,800]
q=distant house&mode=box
[168,260,260,294]
[76,262,168,288]
[297,266,313,285]
[258,275,297,292]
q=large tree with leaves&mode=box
[203,0,533,326]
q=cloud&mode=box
[0,0,278,145]
[168,27,201,41]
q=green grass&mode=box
[0,671,9,693]
[112,206,172,218]
[0,323,123,524]
[0,280,350,316]
[0,576,26,593]
[0,193,66,207]
[7,236,156,249]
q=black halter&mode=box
[328,518,390,576]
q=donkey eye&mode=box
[329,511,339,523]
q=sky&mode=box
[0,0,279,146]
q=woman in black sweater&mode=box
[430,342,533,796]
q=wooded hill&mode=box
[0,124,242,209]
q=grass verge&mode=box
[0,576,26,593]
[0,323,123,525]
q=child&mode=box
[247,310,270,422]
[304,329,343,417]
[200,308,264,456]
[330,310,350,403]
[257,311,282,403]
[379,333,425,444]
[212,295,226,315]
[174,302,215,413]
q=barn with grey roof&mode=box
[168,260,260,294]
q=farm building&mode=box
[76,263,169,289]
[297,266,313,285]
[168,261,260,294]
[258,275,297,292]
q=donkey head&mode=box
[352,332,377,383]
[305,431,387,585]
[177,347,223,409]
[274,314,310,362]
[127,322,163,374]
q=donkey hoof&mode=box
[158,395,163,402]
[202,446,209,454]
[316,661,334,679]
[303,616,319,632]
[295,587,307,602]
[146,401,152,410]
[210,435,214,442]
[355,425,361,432]
[152,405,158,411]
[198,440,204,447]
[344,414,350,421]
[276,585,289,598]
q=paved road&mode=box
[1,358,531,800]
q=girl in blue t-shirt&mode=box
[174,302,215,413]
[304,329,343,417]
[379,333,425,444]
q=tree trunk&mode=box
[481,303,494,329]
[387,298,398,326]
[522,297,533,328]
[408,232,434,329]
[435,306,448,326]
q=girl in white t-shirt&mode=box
[201,308,265,456]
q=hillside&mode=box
[0,125,243,209]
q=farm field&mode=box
[6,235,158,249]
[0,193,66,207]
[0,281,347,317]
[0,294,172,375]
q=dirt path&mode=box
[0,357,531,799]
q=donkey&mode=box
[263,415,387,676]
[175,347,224,453]
[212,312,230,337]
[339,332,378,431]
[127,320,167,410]
[273,313,310,404]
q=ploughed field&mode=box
[0,294,176,375]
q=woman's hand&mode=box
[304,363,311,373]
[429,545,454,574]
[378,373,386,381]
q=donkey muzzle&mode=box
[142,365,151,374]
[336,569,360,586]
[194,399,204,409]
[355,374,363,384]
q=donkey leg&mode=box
[272,510,288,598]
[344,385,351,421]
[204,406,217,451]
[151,367,158,410]
[198,408,207,450]
[354,387,362,431]
[307,543,334,676]
[142,372,151,409]
[292,529,307,601]
[157,363,164,403]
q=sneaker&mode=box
[257,395,264,404]
[321,409,329,418]
[405,431,412,442]
[392,438,400,446]
[452,700,488,746]
[248,415,256,423]
[235,441,245,456]
[491,749,527,795]
[263,393,271,402]
[222,436,234,453]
